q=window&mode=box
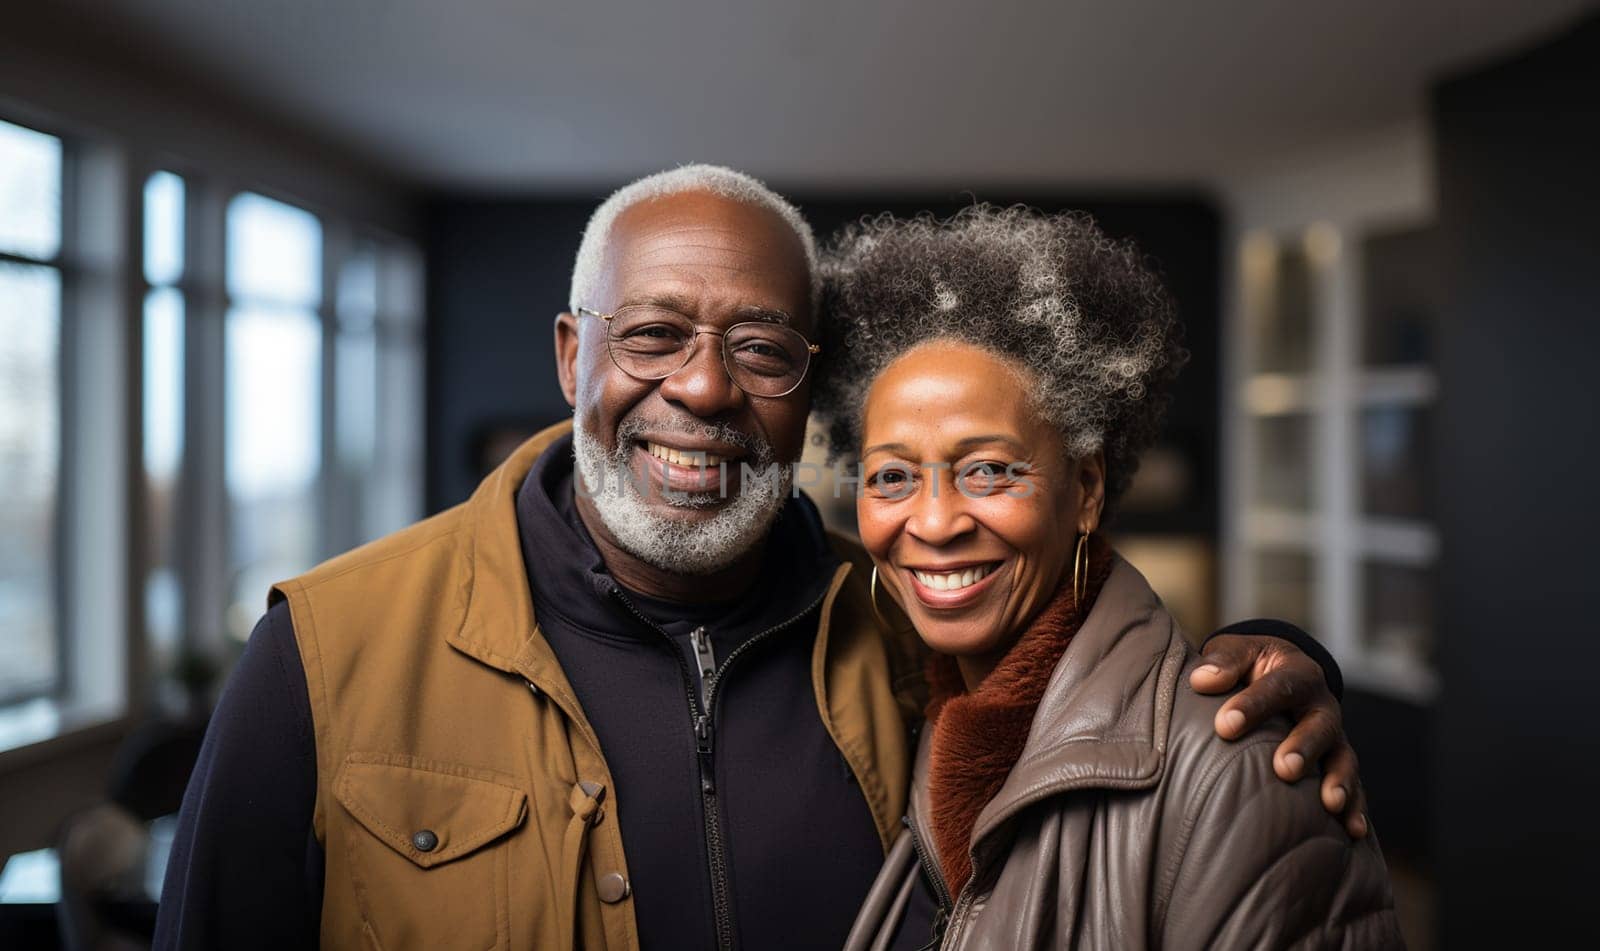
[1,117,130,752]
[224,193,325,641]
[0,119,63,708]
[333,240,425,547]
[1228,224,1440,701]
[143,171,186,665]
[210,195,425,643]
[0,113,425,754]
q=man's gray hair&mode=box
[568,164,820,313]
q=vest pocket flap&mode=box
[335,753,528,869]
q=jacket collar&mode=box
[909,556,1189,867]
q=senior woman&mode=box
[821,207,1403,950]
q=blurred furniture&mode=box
[0,717,203,950]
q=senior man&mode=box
[155,165,1364,950]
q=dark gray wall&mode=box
[424,199,596,510]
[1432,14,1600,944]
[424,191,1221,526]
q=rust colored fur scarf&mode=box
[923,537,1112,897]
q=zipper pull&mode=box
[695,712,716,794]
[925,904,950,951]
[689,626,716,700]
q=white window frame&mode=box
[1221,123,1440,704]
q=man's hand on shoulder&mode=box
[1189,624,1368,840]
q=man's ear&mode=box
[554,312,581,408]
[1078,451,1108,533]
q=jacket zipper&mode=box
[612,586,829,951]
[690,626,717,702]
[903,815,954,950]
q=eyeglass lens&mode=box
[606,305,812,397]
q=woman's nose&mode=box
[904,473,977,546]
[656,334,746,418]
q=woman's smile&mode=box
[903,559,1005,608]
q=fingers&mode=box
[1190,634,1259,695]
[1212,664,1320,740]
[1345,785,1370,839]
[1319,744,1369,839]
[1273,707,1342,782]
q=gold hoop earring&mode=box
[869,564,887,626]
[1073,530,1091,609]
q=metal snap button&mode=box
[597,872,630,903]
[411,829,439,852]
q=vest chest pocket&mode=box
[335,752,528,951]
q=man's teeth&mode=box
[912,564,997,592]
[646,441,730,468]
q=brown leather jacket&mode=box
[845,556,1404,951]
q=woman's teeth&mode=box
[646,442,730,467]
[912,563,997,591]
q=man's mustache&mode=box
[612,415,774,465]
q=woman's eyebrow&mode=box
[954,434,1028,453]
[863,435,1027,457]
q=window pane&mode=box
[1362,226,1438,366]
[0,120,62,261]
[225,306,322,640]
[144,172,185,286]
[1362,406,1431,520]
[1253,549,1315,625]
[144,288,185,656]
[226,193,322,307]
[379,243,424,328]
[1363,561,1434,670]
[1254,244,1313,373]
[1254,414,1313,511]
[370,332,425,538]
[144,289,185,480]
[338,245,378,331]
[0,262,60,700]
[337,328,377,472]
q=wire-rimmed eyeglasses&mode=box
[576,304,821,399]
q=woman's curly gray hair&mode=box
[813,205,1187,509]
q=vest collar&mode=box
[446,420,571,686]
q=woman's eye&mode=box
[958,460,1013,496]
[866,466,917,496]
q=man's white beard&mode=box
[571,417,792,576]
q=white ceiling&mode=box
[67,0,1597,190]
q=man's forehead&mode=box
[600,192,811,309]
